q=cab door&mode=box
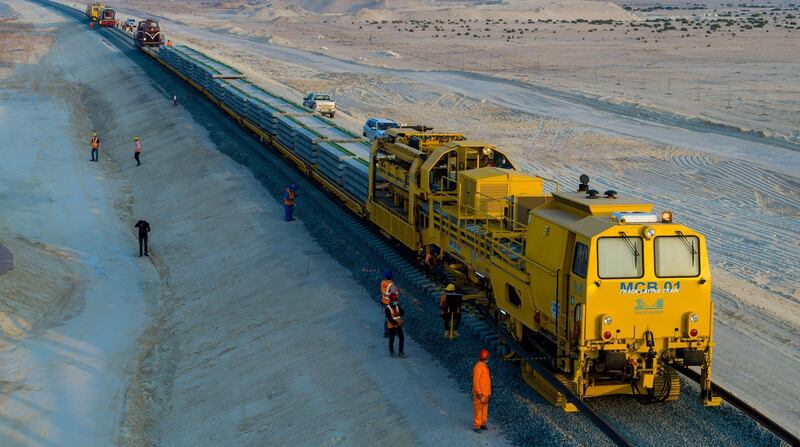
[556,232,576,372]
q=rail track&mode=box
[476,297,800,446]
[31,1,800,445]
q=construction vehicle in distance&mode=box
[98,7,116,27]
[367,127,718,409]
[134,19,164,48]
[85,2,104,22]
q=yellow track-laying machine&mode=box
[366,127,719,410]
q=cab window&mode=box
[571,243,588,278]
[597,236,643,279]
[655,235,700,277]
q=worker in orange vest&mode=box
[283,183,297,221]
[90,132,100,162]
[380,270,395,306]
[380,271,397,337]
[385,293,405,358]
[134,136,142,166]
[472,349,492,432]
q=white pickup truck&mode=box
[303,93,336,118]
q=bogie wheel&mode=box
[508,318,524,343]
[653,365,681,402]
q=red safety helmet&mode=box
[389,292,399,303]
[479,349,490,361]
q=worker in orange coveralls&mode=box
[472,348,492,433]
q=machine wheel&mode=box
[508,317,524,343]
[653,365,681,402]
[329,112,335,118]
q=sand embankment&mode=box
[1,1,509,445]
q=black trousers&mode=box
[442,312,462,331]
[388,326,404,354]
[138,234,148,256]
[135,152,141,165]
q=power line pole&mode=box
[695,80,700,101]
[594,62,598,81]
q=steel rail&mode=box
[672,364,800,446]
[473,305,635,447]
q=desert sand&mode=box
[0,1,510,445]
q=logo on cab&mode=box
[619,281,681,294]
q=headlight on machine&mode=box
[642,226,656,239]
[684,311,700,338]
[602,315,613,326]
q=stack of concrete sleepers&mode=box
[316,139,371,187]
[294,126,320,164]
[224,79,308,140]
[293,115,360,141]
[208,78,227,102]
[343,157,369,202]
[173,45,242,79]
[159,46,243,93]
[255,101,283,136]
[223,86,249,117]
[158,46,179,68]
[160,43,371,204]
[275,115,301,158]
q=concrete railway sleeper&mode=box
[33,1,797,445]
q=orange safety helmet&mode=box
[479,349,490,361]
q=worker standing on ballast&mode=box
[440,283,462,338]
[385,293,405,358]
[134,136,143,166]
[90,132,100,162]
[134,219,151,257]
[283,183,298,221]
[472,349,492,433]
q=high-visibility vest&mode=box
[386,304,402,329]
[284,188,296,206]
[91,137,99,149]
[380,279,394,305]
